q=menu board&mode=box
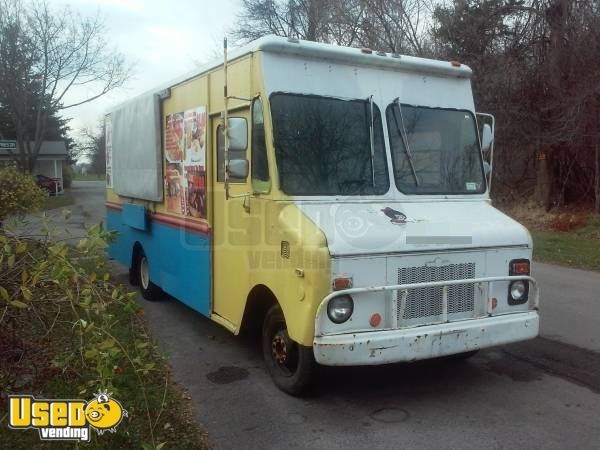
[105,116,113,188]
[164,106,207,218]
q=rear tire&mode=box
[262,304,315,396]
[128,264,139,286]
[137,252,162,301]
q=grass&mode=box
[502,204,600,272]
[532,230,600,271]
[39,192,74,211]
[0,304,210,449]
[74,173,104,181]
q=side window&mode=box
[216,123,247,183]
[251,98,271,192]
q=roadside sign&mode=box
[0,140,17,150]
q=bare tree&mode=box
[78,123,105,176]
[359,0,433,55]
[433,0,600,208]
[0,0,130,172]
[234,0,432,54]
[235,0,337,42]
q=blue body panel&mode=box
[121,203,148,231]
[106,207,211,316]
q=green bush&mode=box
[0,166,47,222]
[0,164,208,448]
[0,224,207,448]
[62,163,74,188]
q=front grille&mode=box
[397,262,475,323]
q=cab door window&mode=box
[251,98,271,192]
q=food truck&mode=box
[105,36,539,395]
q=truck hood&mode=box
[296,201,531,257]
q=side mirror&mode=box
[483,160,491,177]
[228,117,247,151]
[481,123,493,153]
[228,159,249,179]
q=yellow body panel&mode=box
[246,199,331,344]
[208,53,331,346]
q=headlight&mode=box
[509,280,527,305]
[510,280,526,301]
[508,259,530,305]
[327,295,354,324]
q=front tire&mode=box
[262,304,315,396]
[137,252,162,301]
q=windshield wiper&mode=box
[367,95,376,188]
[392,98,419,186]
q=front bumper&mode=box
[313,311,539,366]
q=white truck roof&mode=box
[108,35,471,114]
[257,36,472,78]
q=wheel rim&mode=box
[140,256,150,290]
[270,324,299,377]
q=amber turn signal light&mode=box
[333,277,353,291]
[510,260,530,275]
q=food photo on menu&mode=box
[182,107,207,218]
[165,112,184,163]
[184,108,206,166]
[165,162,184,215]
[185,165,206,218]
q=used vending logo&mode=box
[8,390,128,442]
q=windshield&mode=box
[270,93,389,195]
[386,103,485,195]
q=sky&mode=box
[52,0,241,137]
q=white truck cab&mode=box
[258,40,539,370]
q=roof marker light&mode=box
[361,47,373,54]
[450,60,461,67]
[376,51,386,56]
[391,53,401,59]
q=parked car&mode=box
[36,174,61,194]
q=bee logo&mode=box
[84,391,128,435]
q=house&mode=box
[76,162,91,176]
[0,140,68,191]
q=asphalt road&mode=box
[47,182,600,448]
[13,180,106,244]
[535,262,600,352]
